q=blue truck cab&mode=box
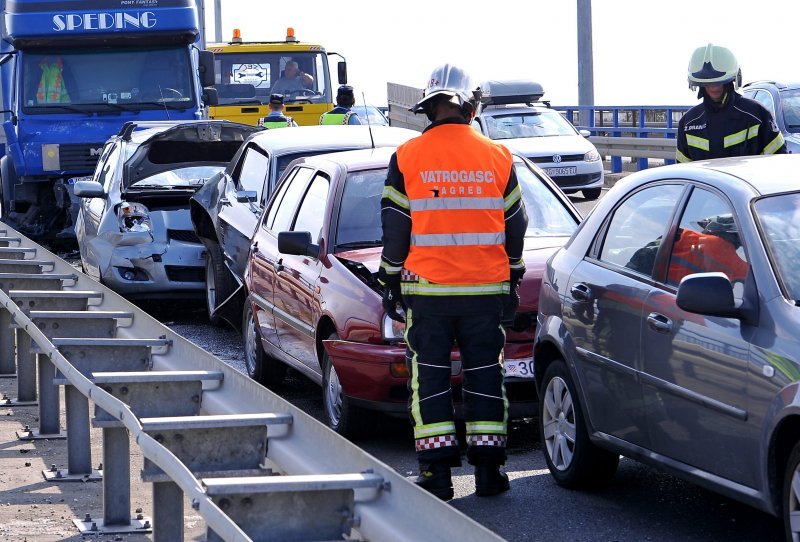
[0,0,216,242]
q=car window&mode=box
[667,188,748,288]
[599,184,684,276]
[267,166,315,232]
[336,168,387,247]
[95,143,120,191]
[752,90,776,118]
[754,192,800,300]
[515,162,579,236]
[236,146,269,200]
[292,172,330,241]
[780,89,800,132]
[484,110,577,140]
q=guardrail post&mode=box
[65,385,92,474]
[0,308,14,376]
[637,108,649,171]
[665,108,677,165]
[611,109,622,173]
[152,481,183,541]
[35,353,63,437]
[15,329,36,404]
[103,426,132,526]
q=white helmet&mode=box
[687,43,742,90]
[411,63,478,114]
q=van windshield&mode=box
[21,46,194,114]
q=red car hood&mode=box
[335,236,569,312]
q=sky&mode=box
[201,0,799,107]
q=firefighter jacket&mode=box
[667,228,748,285]
[379,118,527,299]
[258,112,297,129]
[676,91,786,162]
[319,106,362,125]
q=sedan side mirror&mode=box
[74,180,106,199]
[278,231,320,259]
[676,272,740,318]
[579,129,591,138]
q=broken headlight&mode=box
[117,201,152,233]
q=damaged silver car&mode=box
[74,120,260,298]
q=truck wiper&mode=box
[37,104,92,116]
[83,102,138,112]
[137,101,190,111]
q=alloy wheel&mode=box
[325,362,343,427]
[243,309,258,377]
[205,257,217,313]
[790,462,800,541]
[542,375,576,471]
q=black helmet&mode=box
[336,85,355,106]
[269,93,284,106]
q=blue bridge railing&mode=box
[553,105,692,172]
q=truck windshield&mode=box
[21,46,194,114]
[213,51,330,105]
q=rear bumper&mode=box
[323,340,538,418]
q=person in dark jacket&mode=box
[677,43,786,162]
[378,63,528,501]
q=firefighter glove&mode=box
[501,287,519,329]
[382,279,406,323]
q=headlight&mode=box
[382,311,406,341]
[584,150,601,162]
[117,201,152,233]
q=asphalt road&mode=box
[152,190,783,542]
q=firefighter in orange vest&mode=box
[667,214,748,285]
[379,63,528,500]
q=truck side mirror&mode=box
[337,61,347,85]
[198,50,216,88]
[202,87,219,106]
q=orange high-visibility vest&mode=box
[667,229,748,284]
[396,123,512,285]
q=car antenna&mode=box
[362,92,375,149]
[158,85,171,121]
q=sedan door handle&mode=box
[570,283,591,301]
[219,197,231,206]
[647,312,673,334]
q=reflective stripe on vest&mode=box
[396,123,512,286]
[320,110,354,125]
[261,115,294,129]
[763,132,786,155]
[723,125,759,148]
[686,134,709,151]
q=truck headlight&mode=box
[382,311,406,342]
[117,201,151,233]
[584,150,601,162]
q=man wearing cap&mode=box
[259,94,298,129]
[319,85,363,125]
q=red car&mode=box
[244,146,580,437]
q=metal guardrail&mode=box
[0,223,504,542]
[589,135,677,161]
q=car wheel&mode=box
[583,187,602,200]
[322,332,375,439]
[784,441,800,542]
[539,359,619,488]
[242,300,285,388]
[205,242,236,326]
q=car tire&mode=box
[322,332,375,439]
[783,440,800,541]
[539,359,619,488]
[583,187,602,200]
[205,241,236,326]
[242,300,285,388]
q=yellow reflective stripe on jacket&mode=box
[382,185,410,209]
[466,420,507,435]
[676,149,691,163]
[503,183,522,211]
[409,196,504,212]
[410,232,505,247]
[763,132,786,155]
[686,134,709,151]
[402,281,509,296]
[724,125,760,148]
[379,260,403,274]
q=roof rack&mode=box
[479,79,545,107]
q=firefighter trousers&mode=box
[405,302,508,468]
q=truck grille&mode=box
[527,153,586,164]
[59,143,105,171]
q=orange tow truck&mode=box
[206,27,347,126]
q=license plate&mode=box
[544,166,577,177]
[67,176,93,185]
[504,357,535,379]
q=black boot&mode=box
[414,464,454,501]
[475,464,510,497]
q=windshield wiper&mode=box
[337,240,382,249]
[82,102,138,113]
[36,104,92,115]
[136,101,190,111]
